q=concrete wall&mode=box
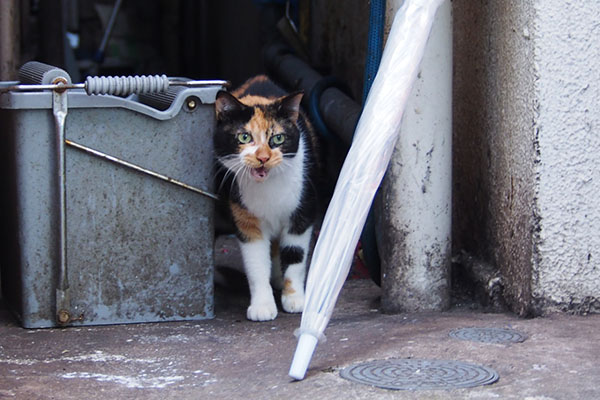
[454,0,600,315]
[376,0,453,313]
[309,0,600,315]
[453,1,538,315]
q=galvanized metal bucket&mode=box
[0,65,222,328]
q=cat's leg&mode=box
[280,226,313,313]
[239,238,278,321]
[269,239,284,291]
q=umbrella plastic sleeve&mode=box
[289,0,446,381]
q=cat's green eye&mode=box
[237,132,252,144]
[272,134,285,145]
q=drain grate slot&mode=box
[449,327,527,344]
[340,358,499,390]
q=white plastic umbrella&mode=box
[289,0,447,380]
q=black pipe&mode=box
[263,43,361,146]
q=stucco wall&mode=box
[532,1,600,313]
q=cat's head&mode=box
[214,90,304,183]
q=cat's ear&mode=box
[215,91,245,121]
[277,91,304,123]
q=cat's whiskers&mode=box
[218,154,240,166]
[223,165,244,199]
[214,166,232,193]
[216,154,258,197]
[230,163,248,185]
[273,152,296,167]
[216,156,242,188]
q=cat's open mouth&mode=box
[250,166,269,181]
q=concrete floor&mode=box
[1,279,599,399]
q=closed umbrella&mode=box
[289,0,447,380]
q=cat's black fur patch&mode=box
[289,180,317,235]
[214,91,253,124]
[280,246,305,266]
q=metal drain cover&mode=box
[449,327,527,344]
[340,358,499,390]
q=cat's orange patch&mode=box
[232,75,270,99]
[244,108,270,135]
[239,94,274,107]
[283,279,296,295]
[230,202,262,241]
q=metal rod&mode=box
[53,80,70,324]
[0,79,229,94]
[65,139,219,201]
[171,79,230,88]
[97,0,124,58]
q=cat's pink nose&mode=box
[257,154,270,164]
[256,147,271,164]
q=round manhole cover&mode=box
[339,359,499,390]
[449,327,527,344]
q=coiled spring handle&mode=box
[1,74,229,96]
[85,74,169,95]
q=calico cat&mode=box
[214,75,319,321]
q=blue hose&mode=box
[360,0,385,285]
[362,0,386,104]
[300,0,385,285]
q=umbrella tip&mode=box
[289,333,319,380]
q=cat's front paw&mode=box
[282,292,305,314]
[247,302,278,321]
